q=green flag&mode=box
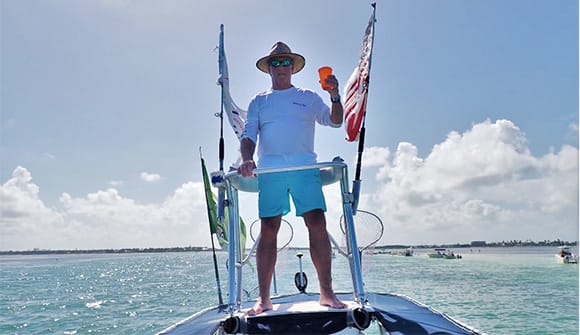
[201,156,219,235]
[201,156,247,252]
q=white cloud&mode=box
[55,183,208,249]
[358,119,578,245]
[0,167,64,248]
[0,169,210,250]
[0,167,60,222]
[1,120,577,250]
[359,146,391,167]
[140,172,161,183]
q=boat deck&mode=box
[157,292,482,335]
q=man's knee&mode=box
[303,209,326,229]
[260,216,282,237]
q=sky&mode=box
[1,0,578,251]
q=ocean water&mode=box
[1,246,578,335]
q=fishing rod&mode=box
[200,149,224,305]
[216,25,228,305]
[217,24,226,236]
[201,24,228,306]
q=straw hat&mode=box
[256,41,305,74]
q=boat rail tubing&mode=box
[223,160,367,313]
[224,182,241,313]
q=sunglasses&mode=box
[269,59,293,68]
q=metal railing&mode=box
[216,158,367,314]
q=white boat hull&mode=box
[555,254,578,264]
[556,246,578,264]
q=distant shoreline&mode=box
[1,240,576,256]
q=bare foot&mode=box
[320,293,347,309]
[245,297,273,316]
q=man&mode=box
[238,41,347,314]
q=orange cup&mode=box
[318,66,333,90]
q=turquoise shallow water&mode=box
[1,246,578,335]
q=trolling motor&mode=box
[294,253,308,293]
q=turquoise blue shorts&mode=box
[257,169,327,218]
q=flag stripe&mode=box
[344,12,375,142]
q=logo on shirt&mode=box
[293,102,306,107]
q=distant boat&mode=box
[428,248,462,259]
[555,246,578,264]
[373,247,413,256]
[400,247,414,256]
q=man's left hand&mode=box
[323,74,340,97]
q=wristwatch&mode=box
[331,94,341,103]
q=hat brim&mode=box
[256,53,305,74]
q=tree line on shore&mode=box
[376,239,578,250]
[0,239,576,256]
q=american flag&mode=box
[344,10,375,142]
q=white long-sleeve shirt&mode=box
[242,86,342,169]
